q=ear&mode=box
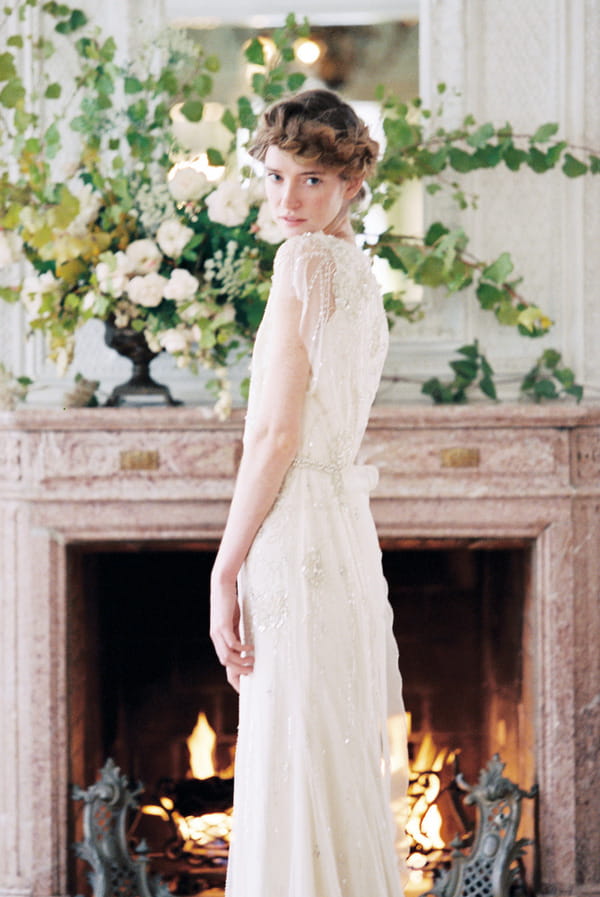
[343,176,364,202]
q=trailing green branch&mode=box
[373,84,600,212]
[520,350,583,403]
[372,223,552,337]
[421,341,497,404]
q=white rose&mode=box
[125,239,162,274]
[159,328,189,353]
[163,268,200,302]
[255,201,283,244]
[168,165,210,202]
[95,252,132,297]
[126,272,168,308]
[0,230,23,268]
[156,218,194,258]
[205,180,250,227]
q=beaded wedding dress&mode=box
[227,231,408,897]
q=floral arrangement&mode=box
[0,4,305,408]
[0,3,598,409]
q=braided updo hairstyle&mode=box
[249,89,379,200]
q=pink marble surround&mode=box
[0,404,599,897]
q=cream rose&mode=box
[168,165,210,202]
[205,180,250,227]
[156,218,194,259]
[125,239,162,274]
[163,268,200,302]
[126,272,168,308]
[159,328,189,353]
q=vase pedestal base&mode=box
[104,319,182,407]
[105,374,182,407]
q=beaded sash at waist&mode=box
[291,455,379,493]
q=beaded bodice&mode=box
[245,231,388,474]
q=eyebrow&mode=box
[265,166,326,176]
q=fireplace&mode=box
[66,539,535,896]
[0,405,599,897]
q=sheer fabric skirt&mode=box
[226,465,408,897]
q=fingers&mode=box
[211,629,255,678]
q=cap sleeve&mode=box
[271,234,336,392]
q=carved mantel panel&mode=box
[0,404,599,897]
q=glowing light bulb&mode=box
[295,38,321,66]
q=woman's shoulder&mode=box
[274,232,359,271]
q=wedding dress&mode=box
[227,231,408,897]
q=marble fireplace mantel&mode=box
[0,403,599,897]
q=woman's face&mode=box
[263,145,360,239]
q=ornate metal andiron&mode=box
[421,754,538,897]
[72,758,169,897]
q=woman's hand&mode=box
[210,572,254,693]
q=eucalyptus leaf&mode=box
[124,75,143,94]
[466,122,495,148]
[448,147,475,173]
[245,38,265,66]
[287,72,306,92]
[531,122,559,143]
[0,80,25,108]
[479,375,497,399]
[476,282,504,309]
[562,153,588,177]
[44,82,61,99]
[424,221,449,246]
[482,252,513,284]
[180,99,203,122]
[207,147,224,166]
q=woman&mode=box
[210,89,408,897]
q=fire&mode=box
[141,712,234,850]
[188,711,235,779]
[141,709,452,885]
[176,811,233,848]
[388,718,452,895]
[187,712,219,780]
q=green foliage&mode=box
[0,3,597,407]
[422,341,497,404]
[520,350,583,403]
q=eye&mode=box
[266,171,282,183]
[306,176,321,186]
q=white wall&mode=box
[393,0,600,403]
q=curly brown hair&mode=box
[249,89,379,185]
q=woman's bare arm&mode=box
[210,281,310,690]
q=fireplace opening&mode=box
[67,539,535,896]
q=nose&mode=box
[282,181,301,210]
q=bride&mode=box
[210,88,408,897]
